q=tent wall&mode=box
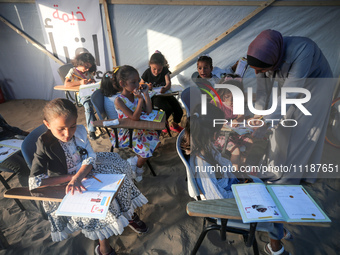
[0,1,339,100]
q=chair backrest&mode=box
[176,129,202,200]
[181,86,202,117]
[21,124,47,168]
[57,63,74,84]
[90,89,107,120]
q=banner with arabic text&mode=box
[36,0,107,82]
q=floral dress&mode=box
[115,94,160,158]
[29,136,147,242]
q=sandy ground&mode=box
[0,99,339,255]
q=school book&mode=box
[231,183,331,223]
[234,57,248,77]
[0,139,23,163]
[78,81,101,99]
[140,110,165,122]
[55,174,125,219]
[148,84,183,97]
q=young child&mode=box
[193,55,237,92]
[29,98,148,255]
[212,76,253,171]
[141,51,183,133]
[181,103,290,255]
[114,65,160,182]
[64,52,97,140]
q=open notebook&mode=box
[232,183,331,223]
[56,174,125,219]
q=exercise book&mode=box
[56,174,125,219]
[231,183,331,223]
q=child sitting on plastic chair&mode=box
[181,103,291,255]
[64,52,98,140]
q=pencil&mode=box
[72,73,83,80]
[93,176,102,183]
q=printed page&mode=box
[0,139,23,149]
[269,185,328,221]
[79,82,101,98]
[56,190,114,219]
[232,183,283,223]
[82,174,125,192]
[0,146,19,163]
[140,110,165,122]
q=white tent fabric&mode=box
[0,2,339,100]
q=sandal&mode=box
[128,213,148,234]
[283,228,293,240]
[95,245,117,255]
[264,243,290,255]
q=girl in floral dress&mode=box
[29,98,148,255]
[114,65,160,182]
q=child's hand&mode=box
[147,82,153,90]
[160,87,167,94]
[139,84,149,94]
[66,177,87,195]
[80,79,88,85]
[133,88,144,99]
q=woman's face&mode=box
[197,61,213,79]
[150,64,163,77]
[121,73,140,93]
[250,65,271,74]
[43,115,77,143]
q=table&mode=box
[186,198,331,227]
[93,116,166,131]
[186,186,330,255]
[4,177,125,203]
[54,85,80,92]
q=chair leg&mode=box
[245,222,257,247]
[146,160,157,176]
[0,228,9,249]
[252,237,259,255]
[191,219,221,255]
[0,174,25,211]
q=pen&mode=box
[93,176,102,183]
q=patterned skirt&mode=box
[42,152,148,242]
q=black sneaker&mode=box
[89,132,97,140]
[128,213,148,234]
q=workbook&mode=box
[140,110,165,122]
[56,174,125,219]
[0,139,23,163]
[78,81,101,99]
[231,183,331,223]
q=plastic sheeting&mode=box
[0,2,340,100]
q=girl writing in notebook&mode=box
[64,52,97,140]
[181,103,291,255]
[141,51,183,133]
[114,65,160,182]
[29,98,148,255]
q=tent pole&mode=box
[102,0,117,67]
[0,14,64,66]
[170,0,276,77]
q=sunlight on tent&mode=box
[147,29,183,71]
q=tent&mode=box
[0,0,339,100]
